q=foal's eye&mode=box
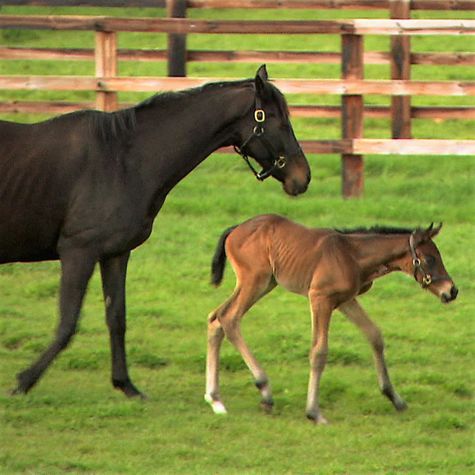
[424,255,436,266]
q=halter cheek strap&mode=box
[409,232,432,288]
[233,102,287,181]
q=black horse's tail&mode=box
[211,225,238,287]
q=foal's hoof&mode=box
[306,411,329,425]
[204,394,227,415]
[260,399,274,414]
[394,399,408,412]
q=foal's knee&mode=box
[309,346,328,370]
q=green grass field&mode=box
[0,5,474,475]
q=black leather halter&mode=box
[409,232,432,288]
[233,103,287,181]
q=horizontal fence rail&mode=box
[2,0,475,10]
[1,2,474,197]
[1,16,475,34]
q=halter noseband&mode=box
[409,232,432,288]
[233,101,287,181]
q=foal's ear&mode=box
[255,64,270,100]
[427,222,443,239]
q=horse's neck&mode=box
[136,84,252,178]
[351,234,410,276]
[131,84,254,215]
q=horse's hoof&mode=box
[113,378,146,399]
[204,394,227,415]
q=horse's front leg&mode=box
[13,249,96,395]
[100,252,144,399]
[339,298,407,411]
[306,293,333,424]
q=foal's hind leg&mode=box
[13,249,96,395]
[206,277,276,413]
[339,299,407,411]
[100,252,144,399]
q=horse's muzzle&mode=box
[441,284,458,304]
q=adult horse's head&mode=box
[233,65,311,196]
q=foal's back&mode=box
[225,214,350,296]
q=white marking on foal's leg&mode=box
[204,394,227,415]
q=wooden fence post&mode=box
[167,0,187,77]
[390,0,411,138]
[341,34,364,198]
[95,30,118,111]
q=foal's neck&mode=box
[351,233,411,277]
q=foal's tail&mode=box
[211,225,237,287]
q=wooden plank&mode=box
[351,19,475,35]
[341,34,364,198]
[2,0,474,10]
[167,0,187,77]
[2,101,474,120]
[2,47,475,66]
[1,76,474,96]
[353,139,475,155]
[95,31,118,111]
[390,0,411,139]
[2,16,475,35]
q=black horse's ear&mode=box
[256,64,268,81]
[255,64,270,99]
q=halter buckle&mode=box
[423,275,432,286]
[254,109,265,123]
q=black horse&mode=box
[0,65,311,398]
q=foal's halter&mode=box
[234,103,287,181]
[409,233,432,288]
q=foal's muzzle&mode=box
[441,284,458,304]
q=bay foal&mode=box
[205,214,458,423]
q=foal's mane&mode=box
[335,225,417,235]
[87,77,290,141]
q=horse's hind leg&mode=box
[100,252,144,399]
[13,249,96,395]
[338,298,407,411]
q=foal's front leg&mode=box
[339,298,407,411]
[306,293,333,424]
[100,252,144,398]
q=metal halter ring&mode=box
[253,125,264,136]
[276,156,286,169]
[254,109,266,122]
[423,274,432,286]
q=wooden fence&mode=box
[0,0,474,197]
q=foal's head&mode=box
[234,65,311,196]
[397,223,458,303]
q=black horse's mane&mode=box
[336,225,417,235]
[81,77,289,141]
